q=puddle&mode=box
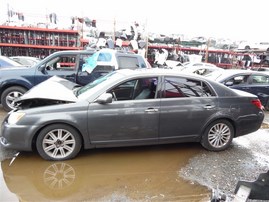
[0,144,211,201]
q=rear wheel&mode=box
[36,124,82,161]
[201,120,234,151]
[1,86,27,111]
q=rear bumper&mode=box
[235,111,264,137]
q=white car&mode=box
[180,62,222,76]
[237,41,269,51]
[10,56,41,66]
[164,60,183,69]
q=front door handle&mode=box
[204,105,215,109]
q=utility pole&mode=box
[205,38,211,63]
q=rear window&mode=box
[117,56,140,69]
[163,77,214,98]
[97,52,112,62]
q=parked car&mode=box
[0,55,22,67]
[0,69,264,161]
[181,62,218,69]
[10,56,41,66]
[164,60,183,69]
[205,69,269,109]
[181,64,222,76]
[0,48,150,111]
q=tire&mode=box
[36,124,82,161]
[201,120,234,151]
[1,86,27,112]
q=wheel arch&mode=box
[0,82,31,102]
[200,117,236,141]
[31,121,85,151]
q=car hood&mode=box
[0,65,29,70]
[16,76,79,103]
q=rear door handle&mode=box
[145,108,159,112]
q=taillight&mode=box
[251,99,264,110]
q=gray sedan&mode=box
[0,69,264,160]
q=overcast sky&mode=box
[0,0,268,42]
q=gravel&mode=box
[179,129,269,201]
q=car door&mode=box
[222,73,251,92]
[87,77,160,145]
[247,73,269,106]
[222,73,269,106]
[76,52,118,86]
[34,54,80,84]
[158,76,219,142]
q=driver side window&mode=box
[108,77,158,101]
[45,55,77,71]
[226,75,249,85]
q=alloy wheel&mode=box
[208,123,231,148]
[42,129,77,160]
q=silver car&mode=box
[0,69,264,161]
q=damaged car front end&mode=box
[14,76,80,109]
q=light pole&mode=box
[205,38,211,63]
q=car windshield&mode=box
[75,71,118,96]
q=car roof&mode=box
[51,49,96,55]
[116,68,214,81]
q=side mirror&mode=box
[225,81,234,86]
[96,93,112,104]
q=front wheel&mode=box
[201,120,234,151]
[36,124,82,161]
[1,86,27,112]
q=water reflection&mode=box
[1,144,211,201]
[43,163,76,190]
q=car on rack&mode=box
[205,69,269,109]
[237,41,269,51]
[0,48,150,111]
[0,69,264,161]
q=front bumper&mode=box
[0,120,37,151]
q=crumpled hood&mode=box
[16,76,79,102]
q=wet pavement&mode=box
[0,108,269,201]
